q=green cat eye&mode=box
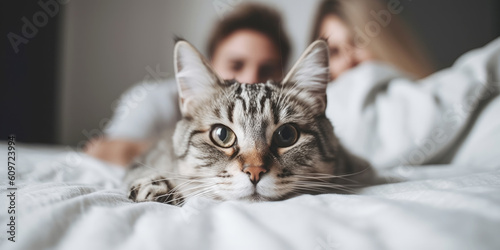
[273,124,299,148]
[210,125,236,148]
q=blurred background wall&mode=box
[2,0,500,146]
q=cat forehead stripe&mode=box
[237,83,274,115]
[219,81,316,126]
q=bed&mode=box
[0,140,499,250]
[2,38,500,250]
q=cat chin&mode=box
[237,193,273,202]
[220,188,273,202]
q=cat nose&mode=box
[243,165,267,184]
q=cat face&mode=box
[172,40,339,201]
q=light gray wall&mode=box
[58,0,321,145]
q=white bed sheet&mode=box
[1,144,500,250]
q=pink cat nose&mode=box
[243,165,267,184]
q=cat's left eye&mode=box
[273,124,299,148]
[210,125,236,148]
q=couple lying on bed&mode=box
[85,1,500,173]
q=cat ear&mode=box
[174,40,224,115]
[281,40,330,112]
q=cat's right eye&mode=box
[273,124,299,148]
[210,125,236,148]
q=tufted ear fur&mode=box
[174,40,224,116]
[281,40,330,112]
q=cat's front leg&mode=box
[128,175,184,205]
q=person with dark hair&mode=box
[85,3,291,166]
[207,4,290,83]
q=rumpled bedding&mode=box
[0,145,499,250]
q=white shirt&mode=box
[105,79,181,140]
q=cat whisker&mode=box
[174,186,217,205]
[292,181,357,194]
[173,182,216,194]
[296,176,362,186]
[294,179,357,187]
[293,182,358,191]
[292,186,330,193]
[177,192,219,207]
[156,186,211,206]
[128,177,211,193]
[298,180,354,188]
[292,186,355,195]
[298,168,372,183]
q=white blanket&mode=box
[1,145,499,250]
[2,38,500,250]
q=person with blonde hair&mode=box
[310,0,434,79]
[310,0,500,169]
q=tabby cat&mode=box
[125,40,374,205]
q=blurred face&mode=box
[319,15,373,80]
[211,29,282,84]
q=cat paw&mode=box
[128,175,183,205]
